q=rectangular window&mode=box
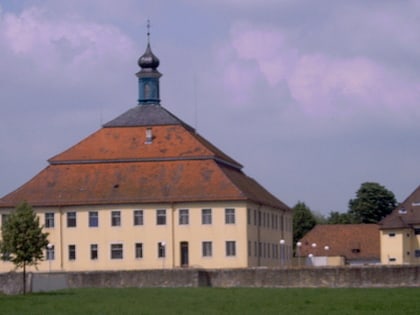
[225,208,235,224]
[135,243,143,258]
[254,210,257,226]
[156,209,166,225]
[226,241,236,257]
[111,244,123,259]
[158,242,166,258]
[179,209,189,225]
[1,214,9,226]
[389,233,396,237]
[134,210,143,226]
[45,212,54,228]
[111,211,121,226]
[254,241,257,257]
[248,241,251,257]
[247,209,251,225]
[202,241,212,257]
[89,211,98,227]
[202,209,212,225]
[415,250,420,258]
[91,244,98,260]
[258,211,261,226]
[415,228,420,235]
[68,245,76,260]
[67,212,76,227]
[46,245,55,260]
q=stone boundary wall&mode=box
[1,265,420,294]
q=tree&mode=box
[292,202,317,246]
[0,201,49,294]
[326,211,354,224]
[348,182,397,224]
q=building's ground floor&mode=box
[0,200,293,272]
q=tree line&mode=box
[293,182,397,246]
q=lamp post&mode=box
[324,245,330,265]
[161,242,166,269]
[296,242,302,267]
[279,239,285,267]
[47,243,53,273]
[308,253,313,266]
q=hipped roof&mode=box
[0,104,288,210]
[298,224,380,261]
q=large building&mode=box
[379,185,420,265]
[0,36,292,272]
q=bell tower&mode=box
[136,20,162,105]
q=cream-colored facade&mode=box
[379,186,420,265]
[380,228,420,265]
[0,202,292,272]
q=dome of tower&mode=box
[138,43,160,69]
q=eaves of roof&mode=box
[0,159,285,209]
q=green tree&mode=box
[0,201,49,294]
[292,201,316,246]
[348,182,397,224]
[326,211,354,224]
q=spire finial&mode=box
[147,19,151,43]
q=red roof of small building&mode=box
[298,224,380,261]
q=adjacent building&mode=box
[0,36,292,272]
[297,224,380,266]
[379,185,420,265]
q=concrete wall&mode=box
[2,265,420,294]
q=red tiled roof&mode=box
[1,105,289,211]
[298,224,379,261]
[0,157,287,209]
[380,185,420,229]
[49,125,241,168]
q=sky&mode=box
[0,0,419,215]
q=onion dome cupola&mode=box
[136,21,162,105]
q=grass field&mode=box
[1,287,420,314]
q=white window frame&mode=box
[111,211,121,227]
[135,243,143,259]
[202,209,212,225]
[89,211,99,227]
[134,210,144,226]
[111,243,123,259]
[225,208,235,224]
[67,212,77,227]
[226,241,236,257]
[45,212,54,228]
[202,241,212,257]
[68,244,76,260]
[179,209,189,225]
[91,244,98,260]
[156,209,166,225]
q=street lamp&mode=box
[296,242,302,267]
[308,253,313,266]
[161,242,166,269]
[47,243,53,273]
[279,239,285,267]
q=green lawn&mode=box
[1,287,419,314]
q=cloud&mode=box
[1,7,135,73]
[218,21,420,123]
